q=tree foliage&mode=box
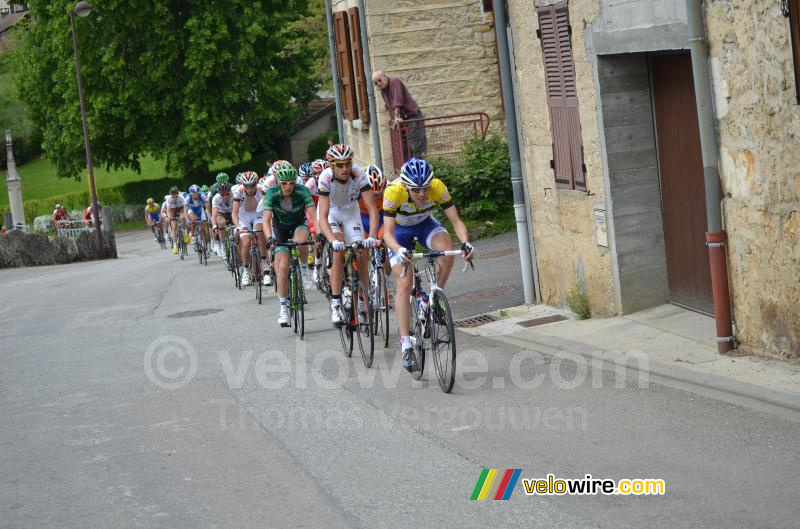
[12,0,324,179]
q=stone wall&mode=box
[507,0,616,316]
[333,0,504,173]
[0,229,116,268]
[704,0,800,358]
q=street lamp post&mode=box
[69,1,104,258]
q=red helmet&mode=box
[325,144,354,162]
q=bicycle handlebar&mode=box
[400,250,476,277]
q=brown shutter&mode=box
[538,2,586,190]
[348,7,370,123]
[334,11,357,120]
[789,0,800,104]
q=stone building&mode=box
[329,0,504,172]
[502,0,800,358]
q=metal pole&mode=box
[69,10,104,258]
[685,0,734,353]
[492,0,536,304]
[325,0,346,143]
[356,0,383,169]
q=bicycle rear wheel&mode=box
[252,247,262,304]
[372,268,390,349]
[339,303,353,357]
[353,280,374,368]
[410,294,426,380]
[430,289,456,393]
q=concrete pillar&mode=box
[5,130,25,229]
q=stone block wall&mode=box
[506,0,616,316]
[704,0,800,358]
[333,0,504,172]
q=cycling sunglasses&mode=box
[408,186,430,194]
[331,161,352,168]
[243,184,256,189]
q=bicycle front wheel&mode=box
[339,302,353,357]
[430,289,456,393]
[353,280,374,368]
[372,268,390,349]
[410,294,425,380]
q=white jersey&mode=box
[166,195,186,209]
[233,187,263,212]
[317,164,370,208]
[212,192,233,213]
[304,177,318,196]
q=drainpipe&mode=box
[685,0,735,353]
[492,0,537,305]
[356,0,383,169]
[325,0,345,142]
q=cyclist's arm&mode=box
[262,209,273,239]
[362,188,380,240]
[443,205,469,246]
[232,200,241,227]
[382,215,401,254]
[317,195,336,242]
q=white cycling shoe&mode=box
[278,308,290,327]
[330,305,344,326]
[242,273,252,287]
[263,273,272,286]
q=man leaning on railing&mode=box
[372,71,427,160]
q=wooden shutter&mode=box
[348,7,370,123]
[538,2,586,190]
[333,11,357,120]
[789,0,800,104]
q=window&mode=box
[332,8,370,122]
[537,1,586,191]
[788,0,800,104]
[348,7,370,122]
[482,0,493,12]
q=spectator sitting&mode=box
[52,203,69,230]
[82,205,101,228]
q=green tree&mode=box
[12,0,323,179]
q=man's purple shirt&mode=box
[380,76,420,118]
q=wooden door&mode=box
[651,54,713,314]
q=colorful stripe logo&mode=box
[470,469,522,500]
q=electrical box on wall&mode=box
[593,204,608,247]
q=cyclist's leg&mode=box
[328,209,347,297]
[424,218,454,287]
[389,224,416,339]
[342,205,367,280]
[255,221,268,275]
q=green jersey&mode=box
[263,184,315,226]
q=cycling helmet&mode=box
[240,171,259,186]
[218,182,231,194]
[365,165,386,193]
[399,158,434,189]
[169,186,180,195]
[215,172,229,183]
[325,143,354,162]
[235,172,245,184]
[298,162,312,178]
[189,184,200,194]
[146,198,154,205]
[310,159,330,175]
[200,185,209,194]
[274,160,298,182]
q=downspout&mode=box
[685,0,735,353]
[356,0,383,169]
[492,0,537,305]
[325,0,345,142]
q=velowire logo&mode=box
[470,469,522,500]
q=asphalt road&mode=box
[1,230,799,529]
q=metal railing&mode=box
[55,219,96,239]
[389,112,490,175]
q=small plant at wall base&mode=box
[566,282,591,319]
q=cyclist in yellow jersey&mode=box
[143,198,162,240]
[382,158,475,371]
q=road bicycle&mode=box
[273,240,315,339]
[402,248,473,393]
[336,242,374,368]
[153,224,167,250]
[190,220,208,266]
[227,226,242,289]
[241,227,264,304]
[316,234,332,300]
[369,245,391,348]
[174,218,189,260]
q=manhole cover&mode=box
[454,314,498,328]
[517,314,568,327]
[167,309,224,319]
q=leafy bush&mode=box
[306,130,338,161]
[566,282,591,319]
[430,134,512,219]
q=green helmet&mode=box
[200,184,209,193]
[215,172,229,184]
[275,161,298,182]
